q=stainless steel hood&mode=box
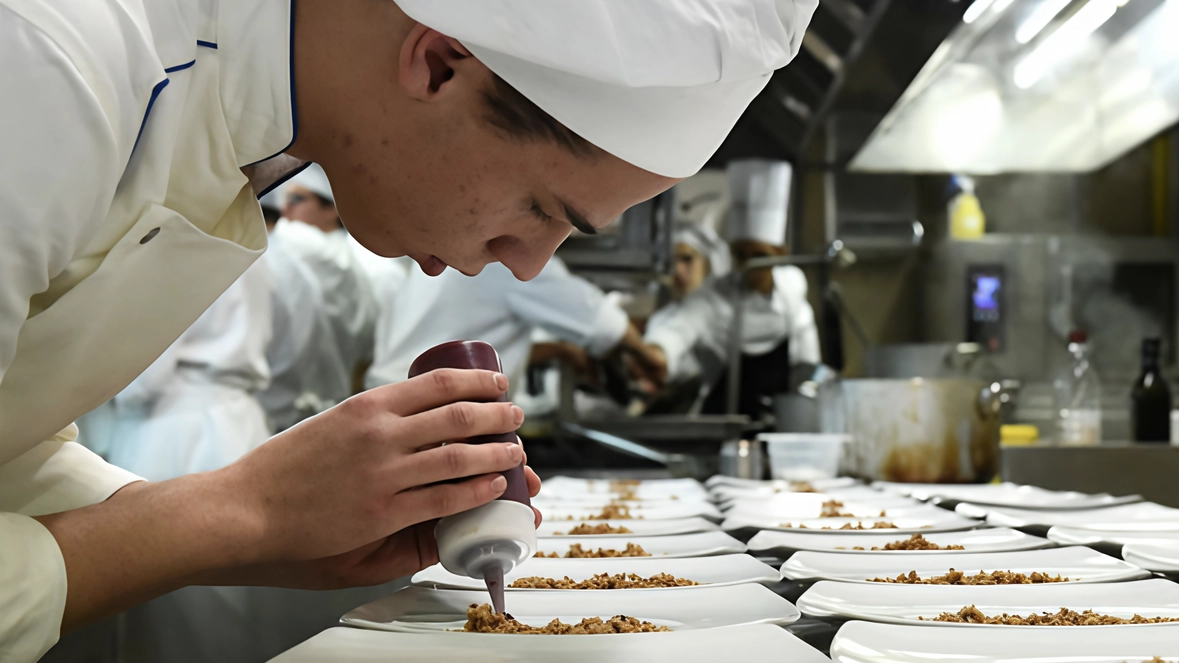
[851,0,1179,173]
[711,0,969,164]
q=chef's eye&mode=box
[530,201,554,224]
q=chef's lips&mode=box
[408,340,536,614]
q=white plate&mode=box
[722,495,937,520]
[268,624,830,663]
[1122,543,1179,572]
[1049,525,1179,547]
[542,477,708,499]
[715,485,912,507]
[534,493,707,506]
[340,583,798,633]
[534,532,746,559]
[722,511,980,535]
[540,517,719,538]
[782,546,1149,584]
[874,482,1141,510]
[748,527,1052,556]
[411,554,780,591]
[544,502,723,522]
[960,502,1179,528]
[707,476,860,491]
[797,577,1179,626]
[830,619,1179,663]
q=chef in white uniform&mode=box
[256,192,351,432]
[104,263,273,481]
[645,160,821,417]
[366,256,656,394]
[273,165,378,391]
[0,1,815,658]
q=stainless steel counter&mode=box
[1001,443,1179,507]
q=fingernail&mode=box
[490,475,507,493]
[495,374,509,391]
[506,443,523,462]
[511,405,524,426]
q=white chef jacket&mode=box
[105,260,273,480]
[268,220,378,389]
[366,257,629,393]
[646,266,821,383]
[257,233,351,432]
[0,0,296,657]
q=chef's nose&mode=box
[489,229,569,281]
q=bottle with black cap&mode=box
[1131,337,1171,443]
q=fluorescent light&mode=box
[964,0,998,24]
[1013,0,1120,88]
[992,0,1017,12]
[1016,0,1074,43]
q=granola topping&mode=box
[462,603,671,634]
[509,572,699,590]
[924,605,1179,625]
[535,543,651,559]
[871,569,1069,585]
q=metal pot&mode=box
[819,378,1002,483]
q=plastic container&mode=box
[758,433,849,481]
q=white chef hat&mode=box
[287,163,334,203]
[725,159,792,246]
[394,1,818,178]
[674,221,731,278]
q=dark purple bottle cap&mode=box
[408,341,530,506]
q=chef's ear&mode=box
[399,25,474,100]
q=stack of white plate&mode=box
[270,476,830,662]
[793,482,1178,662]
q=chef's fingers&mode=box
[532,505,543,528]
[394,473,508,524]
[371,369,508,417]
[394,401,523,451]
[394,442,522,490]
[525,465,541,498]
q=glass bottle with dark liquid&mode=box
[1131,337,1171,443]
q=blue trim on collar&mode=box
[197,40,218,49]
[164,60,196,74]
[243,0,298,168]
[257,161,312,199]
[133,78,170,154]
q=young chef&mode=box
[645,160,821,417]
[0,1,816,659]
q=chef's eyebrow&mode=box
[560,198,597,235]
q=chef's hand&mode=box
[224,368,542,568]
[35,368,543,631]
[217,438,543,591]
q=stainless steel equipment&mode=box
[820,378,1002,482]
[560,416,752,479]
[719,439,766,479]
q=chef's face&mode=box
[731,240,786,295]
[672,243,709,299]
[297,22,679,281]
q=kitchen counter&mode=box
[1001,443,1179,507]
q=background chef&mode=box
[645,159,821,418]
[0,1,816,660]
[366,255,662,396]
